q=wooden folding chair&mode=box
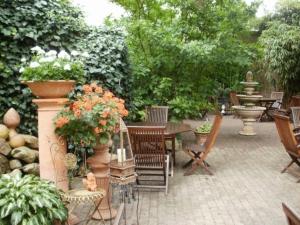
[183,113,222,176]
[274,114,300,182]
[128,126,171,195]
[282,203,300,225]
[291,107,300,133]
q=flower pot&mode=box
[86,139,117,220]
[194,131,210,145]
[22,80,75,98]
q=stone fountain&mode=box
[232,71,266,136]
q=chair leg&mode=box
[172,137,176,165]
[183,159,194,169]
[184,162,198,176]
[202,163,213,175]
[165,155,169,195]
[281,160,294,173]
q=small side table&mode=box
[61,188,106,225]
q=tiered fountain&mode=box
[233,71,266,136]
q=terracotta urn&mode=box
[87,139,117,220]
[22,80,75,98]
[194,132,210,145]
[3,108,20,130]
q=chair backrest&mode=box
[202,113,223,159]
[128,126,166,168]
[146,106,169,123]
[291,107,300,129]
[271,91,284,101]
[229,91,240,106]
[291,96,300,107]
[271,92,284,109]
[282,203,300,225]
[273,114,299,155]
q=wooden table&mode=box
[259,98,277,121]
[127,122,192,163]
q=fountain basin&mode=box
[232,106,266,136]
[240,81,259,87]
[232,106,266,118]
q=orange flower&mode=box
[83,84,92,94]
[55,116,69,128]
[94,127,102,134]
[122,109,129,117]
[74,110,81,117]
[84,102,92,111]
[99,120,107,126]
[102,110,110,118]
[91,82,98,89]
[95,86,103,94]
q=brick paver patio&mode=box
[85,116,300,225]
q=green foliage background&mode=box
[0,0,131,135]
[111,0,260,120]
[260,0,300,97]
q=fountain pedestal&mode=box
[233,71,266,136]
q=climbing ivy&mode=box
[0,0,87,134]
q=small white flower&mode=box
[71,50,79,56]
[58,50,70,60]
[64,64,71,71]
[39,56,56,63]
[45,50,57,57]
[19,67,24,73]
[21,57,26,63]
[29,61,40,68]
[82,52,89,58]
[53,62,60,67]
[31,46,45,55]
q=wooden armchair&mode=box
[273,114,300,182]
[128,126,171,194]
[145,106,169,123]
[282,203,300,225]
[183,113,222,176]
[278,95,300,117]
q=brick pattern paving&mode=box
[86,116,300,225]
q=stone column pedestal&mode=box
[33,98,68,191]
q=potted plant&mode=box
[19,46,88,98]
[53,82,128,219]
[194,122,213,145]
[0,174,68,225]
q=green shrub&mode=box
[195,122,213,133]
[0,174,67,225]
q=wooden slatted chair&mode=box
[145,106,177,164]
[271,91,284,109]
[128,126,171,194]
[273,114,300,182]
[146,106,169,123]
[183,113,222,176]
[291,107,300,133]
[282,203,300,225]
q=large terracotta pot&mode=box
[87,139,117,220]
[22,80,75,98]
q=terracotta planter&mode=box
[87,139,117,220]
[194,131,210,145]
[22,80,75,98]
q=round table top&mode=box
[61,188,106,203]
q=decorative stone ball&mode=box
[9,135,26,148]
[3,108,20,129]
[0,124,9,139]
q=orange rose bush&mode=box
[54,83,128,147]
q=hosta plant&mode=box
[0,174,67,225]
[19,46,87,81]
[195,122,212,134]
[54,82,129,147]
